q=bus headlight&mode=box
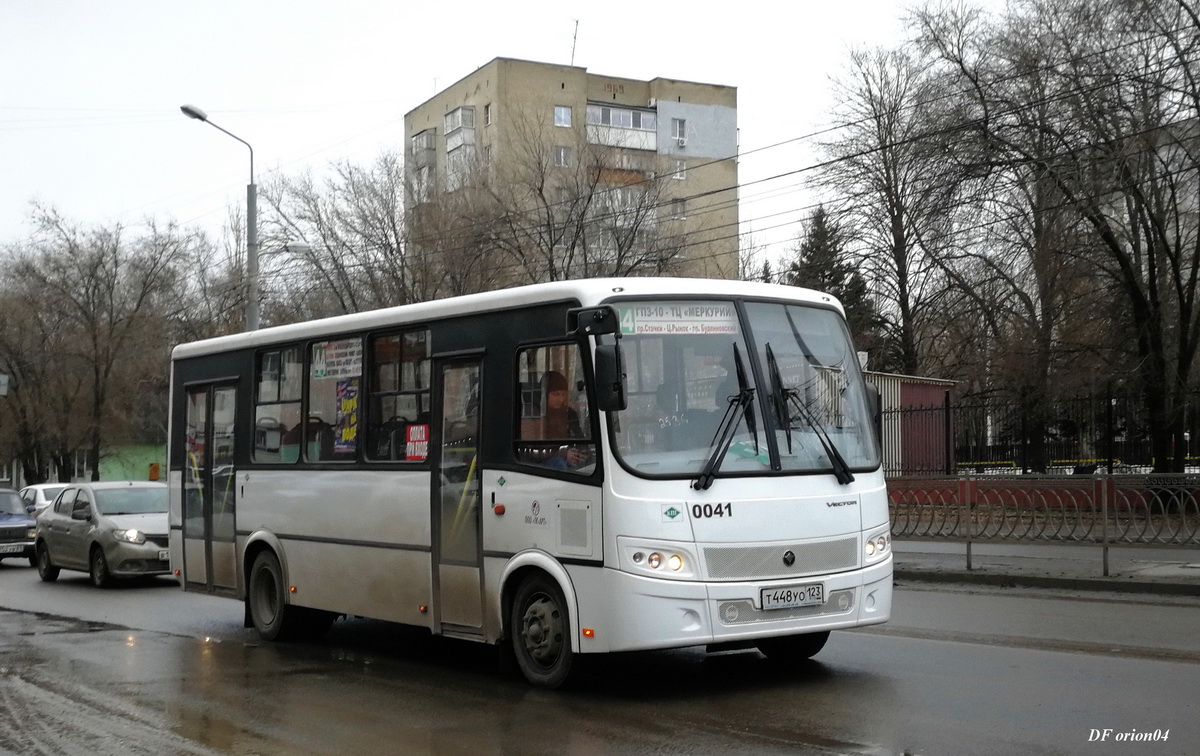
[621,539,696,579]
[864,529,890,563]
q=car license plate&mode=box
[158,549,169,561]
[0,544,23,554]
[761,583,825,610]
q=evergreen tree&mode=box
[784,206,882,361]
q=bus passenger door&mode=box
[183,383,239,594]
[433,358,484,632]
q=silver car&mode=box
[35,481,170,587]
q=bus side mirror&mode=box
[865,382,882,448]
[594,343,627,412]
[567,306,619,337]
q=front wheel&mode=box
[90,547,112,588]
[510,574,574,689]
[755,631,830,663]
[36,542,59,582]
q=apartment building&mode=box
[404,58,739,287]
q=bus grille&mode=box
[703,537,858,580]
[718,589,856,625]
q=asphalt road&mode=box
[0,562,1196,755]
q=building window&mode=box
[673,159,687,180]
[484,103,493,125]
[554,106,572,127]
[586,105,656,132]
[554,146,573,168]
[444,106,475,134]
[670,198,686,219]
[672,118,687,141]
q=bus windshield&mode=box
[610,299,879,478]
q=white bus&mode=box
[168,277,891,688]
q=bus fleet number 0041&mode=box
[692,503,732,519]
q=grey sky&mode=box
[1,0,914,265]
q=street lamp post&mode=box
[180,104,260,330]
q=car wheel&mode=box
[755,631,831,663]
[89,546,112,588]
[36,542,59,582]
[510,573,574,689]
[248,551,308,641]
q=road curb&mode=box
[894,568,1200,597]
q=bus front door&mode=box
[433,358,484,633]
[183,383,239,594]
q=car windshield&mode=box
[609,298,879,479]
[94,487,168,515]
[0,491,25,515]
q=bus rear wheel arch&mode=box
[247,549,335,642]
[509,572,574,689]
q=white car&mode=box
[34,481,169,587]
[20,483,68,518]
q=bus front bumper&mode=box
[567,556,892,654]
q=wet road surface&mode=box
[1,565,1197,755]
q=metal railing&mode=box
[889,474,1200,574]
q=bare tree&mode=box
[917,0,1200,471]
[11,207,185,480]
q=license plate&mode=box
[158,549,169,561]
[0,544,24,554]
[761,583,825,610]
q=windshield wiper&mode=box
[692,344,758,491]
[765,342,854,485]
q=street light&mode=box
[180,104,261,330]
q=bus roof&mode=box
[170,277,842,360]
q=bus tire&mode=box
[510,574,574,689]
[248,551,301,641]
[36,542,59,582]
[756,631,830,663]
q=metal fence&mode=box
[889,474,1200,573]
[886,391,1200,477]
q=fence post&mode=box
[961,472,974,571]
[944,389,954,476]
[1102,475,1111,577]
[1106,382,1114,475]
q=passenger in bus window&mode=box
[541,371,584,469]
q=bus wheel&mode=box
[510,574,573,689]
[755,631,830,663]
[248,551,299,641]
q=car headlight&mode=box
[25,528,36,539]
[113,529,146,544]
[620,538,696,579]
[864,528,890,563]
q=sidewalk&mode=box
[893,540,1200,596]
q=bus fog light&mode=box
[648,552,662,569]
[876,536,888,553]
[668,554,683,571]
[865,541,876,557]
[632,551,645,564]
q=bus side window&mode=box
[514,344,594,473]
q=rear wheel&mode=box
[36,542,59,582]
[89,547,112,588]
[755,631,830,663]
[247,551,327,641]
[510,574,574,689]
